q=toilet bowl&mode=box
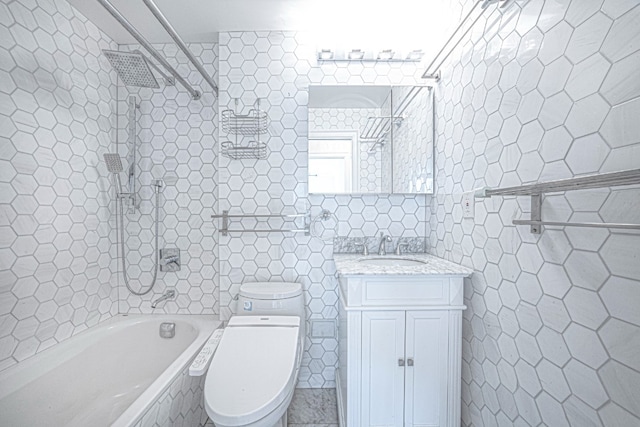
[204,282,305,427]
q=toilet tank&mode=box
[236,282,305,319]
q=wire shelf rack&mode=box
[221,140,268,160]
[221,108,268,135]
[221,99,269,160]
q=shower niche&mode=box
[308,85,434,194]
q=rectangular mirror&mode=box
[308,85,433,194]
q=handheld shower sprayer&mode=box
[103,152,161,296]
[103,153,125,196]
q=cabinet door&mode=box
[404,311,449,427]
[362,311,406,427]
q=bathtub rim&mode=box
[0,314,219,427]
[112,314,219,427]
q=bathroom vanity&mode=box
[334,254,472,427]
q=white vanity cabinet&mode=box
[336,273,468,427]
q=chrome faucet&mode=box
[378,233,392,255]
[151,289,176,308]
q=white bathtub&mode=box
[0,314,219,427]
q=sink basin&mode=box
[357,257,426,267]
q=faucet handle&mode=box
[395,242,410,256]
[354,242,369,256]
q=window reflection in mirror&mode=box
[308,85,433,194]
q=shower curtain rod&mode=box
[142,0,219,96]
[96,0,203,100]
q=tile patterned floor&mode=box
[204,388,338,426]
[288,388,339,426]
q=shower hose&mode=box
[115,186,160,296]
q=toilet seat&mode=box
[204,316,301,427]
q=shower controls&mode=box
[160,248,180,272]
[189,328,225,376]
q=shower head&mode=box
[104,153,124,173]
[104,153,125,195]
[103,49,160,88]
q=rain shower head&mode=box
[103,49,160,88]
[104,153,124,173]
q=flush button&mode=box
[243,301,252,311]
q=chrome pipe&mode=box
[422,0,483,79]
[483,169,640,197]
[221,229,309,233]
[211,213,308,218]
[96,0,201,100]
[127,95,136,212]
[393,86,424,118]
[141,0,218,95]
[513,220,640,231]
[211,211,311,236]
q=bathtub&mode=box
[0,314,219,427]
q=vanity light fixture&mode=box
[348,49,365,60]
[318,49,334,60]
[317,48,423,63]
[377,49,395,60]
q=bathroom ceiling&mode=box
[68,0,457,53]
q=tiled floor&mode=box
[288,388,339,427]
[204,388,339,426]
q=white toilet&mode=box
[204,282,306,427]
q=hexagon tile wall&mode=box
[0,0,118,372]
[115,43,219,315]
[218,31,431,389]
[3,2,640,425]
[430,0,640,425]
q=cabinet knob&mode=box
[398,358,405,367]
[407,358,414,367]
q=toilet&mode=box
[204,282,306,427]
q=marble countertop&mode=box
[333,253,474,277]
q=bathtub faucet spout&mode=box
[151,289,176,308]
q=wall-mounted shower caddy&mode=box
[221,99,269,160]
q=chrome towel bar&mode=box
[475,168,640,234]
[211,211,310,236]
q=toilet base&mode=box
[208,386,294,427]
[271,412,287,427]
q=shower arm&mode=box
[96,0,202,100]
[141,0,218,96]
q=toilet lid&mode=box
[204,316,301,426]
